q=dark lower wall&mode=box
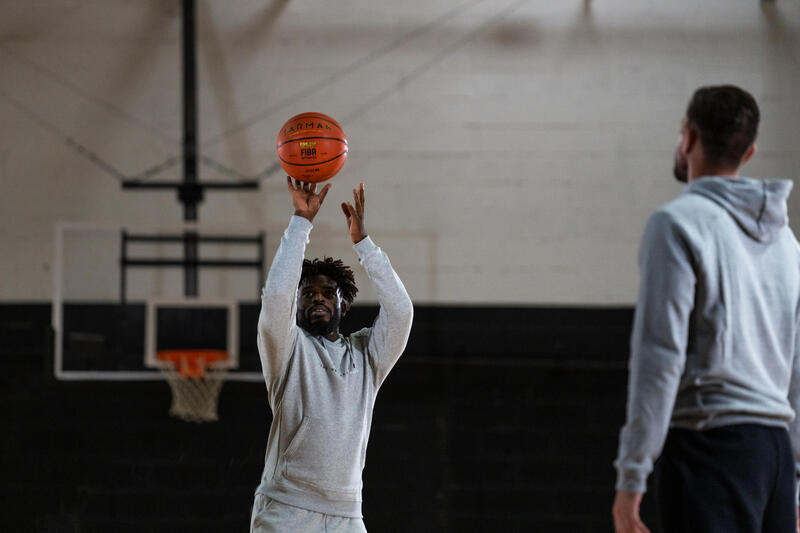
[0,303,658,533]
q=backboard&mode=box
[52,221,265,382]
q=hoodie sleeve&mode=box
[614,209,696,494]
[257,216,311,393]
[788,307,800,503]
[353,236,413,387]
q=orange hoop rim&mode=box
[156,349,228,378]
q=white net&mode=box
[160,367,228,423]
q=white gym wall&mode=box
[1,0,798,304]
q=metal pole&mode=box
[120,229,128,305]
[184,230,199,297]
[182,0,199,222]
[182,0,200,296]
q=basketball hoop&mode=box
[157,349,228,423]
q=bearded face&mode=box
[296,274,345,337]
[673,120,690,184]
[673,142,688,184]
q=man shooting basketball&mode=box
[613,85,800,533]
[250,178,413,533]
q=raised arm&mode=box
[342,184,414,386]
[613,210,696,533]
[257,178,331,392]
[788,303,800,519]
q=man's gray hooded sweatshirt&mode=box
[615,176,800,494]
[255,216,413,518]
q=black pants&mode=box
[656,424,796,533]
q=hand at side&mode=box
[612,491,650,533]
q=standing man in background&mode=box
[251,178,413,533]
[613,85,800,533]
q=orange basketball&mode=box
[276,112,348,182]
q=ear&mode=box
[683,124,699,155]
[740,143,756,165]
[340,300,350,316]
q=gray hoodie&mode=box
[615,176,800,494]
[255,216,413,517]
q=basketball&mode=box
[276,112,348,182]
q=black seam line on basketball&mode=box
[286,114,344,126]
[199,0,488,148]
[277,136,348,148]
[279,152,347,167]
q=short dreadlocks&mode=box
[300,257,358,304]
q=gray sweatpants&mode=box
[250,494,368,533]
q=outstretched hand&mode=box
[612,491,650,533]
[341,182,368,244]
[288,177,331,222]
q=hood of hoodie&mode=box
[686,176,793,243]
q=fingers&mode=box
[616,516,649,533]
[318,183,332,203]
[342,202,356,234]
[287,177,308,191]
[287,177,332,196]
[342,201,357,219]
[614,519,649,533]
[290,178,310,192]
[353,183,365,218]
